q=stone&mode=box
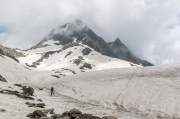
[62,111,69,117]
[27,87,34,96]
[23,86,34,96]
[27,113,34,118]
[69,109,82,119]
[51,114,63,118]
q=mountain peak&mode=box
[29,22,153,66]
[114,37,122,44]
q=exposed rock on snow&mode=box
[82,47,92,55]
[0,108,6,113]
[14,84,23,87]
[26,102,45,108]
[16,93,34,100]
[0,89,19,95]
[0,75,7,82]
[27,110,47,118]
[80,63,92,69]
[23,86,34,96]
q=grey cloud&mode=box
[0,0,180,65]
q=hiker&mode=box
[50,87,54,96]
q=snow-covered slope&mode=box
[1,50,180,119]
[34,64,180,119]
[17,40,141,77]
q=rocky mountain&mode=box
[30,20,153,66]
[109,38,153,66]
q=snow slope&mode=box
[17,40,141,76]
[1,52,180,119]
[33,64,180,119]
[0,55,145,119]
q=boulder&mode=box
[28,87,34,96]
[27,113,34,118]
[23,86,34,96]
[51,114,63,119]
[69,109,82,119]
[27,110,47,118]
[73,59,81,65]
[62,111,69,117]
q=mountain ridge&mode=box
[29,20,153,66]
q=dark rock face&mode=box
[109,38,153,66]
[23,86,34,96]
[80,63,92,69]
[0,75,7,82]
[82,48,92,55]
[30,21,153,66]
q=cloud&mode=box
[0,0,180,65]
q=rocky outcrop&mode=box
[82,48,92,55]
[0,75,7,82]
[80,63,92,69]
[109,38,153,66]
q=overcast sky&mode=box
[0,0,180,65]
